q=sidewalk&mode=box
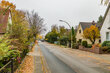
[15,44,49,73]
[29,44,51,73]
[34,45,43,73]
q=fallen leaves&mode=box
[15,55,34,73]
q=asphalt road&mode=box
[39,42,110,73]
[39,44,76,73]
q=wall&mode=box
[100,8,110,43]
[79,46,102,54]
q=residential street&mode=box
[39,42,110,73]
[39,43,76,73]
[1,0,110,73]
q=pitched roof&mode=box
[102,3,110,24]
[0,7,10,33]
[79,22,102,31]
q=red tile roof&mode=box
[0,7,10,33]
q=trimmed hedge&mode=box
[106,43,110,47]
[101,41,110,53]
[102,41,110,47]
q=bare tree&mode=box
[26,10,45,40]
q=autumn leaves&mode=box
[83,25,100,44]
[0,0,16,10]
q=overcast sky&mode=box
[6,0,107,35]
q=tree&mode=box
[59,36,69,45]
[101,0,109,5]
[8,10,29,51]
[0,0,16,15]
[83,25,100,44]
[59,26,66,36]
[51,25,58,33]
[0,0,16,9]
[45,25,59,43]
[97,15,103,24]
[45,31,59,43]
[71,27,76,43]
[58,26,68,45]
[26,11,45,41]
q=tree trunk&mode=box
[92,42,95,45]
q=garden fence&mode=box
[0,59,14,73]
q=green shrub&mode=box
[102,41,110,47]
[82,41,88,47]
[73,43,80,49]
[102,46,108,52]
[0,38,20,68]
[0,39,20,61]
[101,46,110,53]
[87,44,92,48]
[59,36,69,46]
[106,43,110,47]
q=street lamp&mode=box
[59,20,73,48]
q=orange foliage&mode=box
[92,44,101,49]
[83,25,100,44]
[0,0,16,10]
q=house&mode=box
[0,7,12,38]
[76,22,102,44]
[100,3,110,43]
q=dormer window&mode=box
[79,30,81,33]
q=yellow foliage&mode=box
[83,25,100,44]
[37,35,43,39]
[0,0,16,10]
[92,44,101,49]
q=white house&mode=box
[100,3,110,43]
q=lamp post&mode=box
[59,20,72,48]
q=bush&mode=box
[59,36,69,46]
[106,43,110,47]
[87,44,92,48]
[101,42,110,53]
[77,41,81,44]
[102,41,110,47]
[101,46,110,53]
[73,43,80,49]
[82,41,88,47]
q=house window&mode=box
[106,32,109,41]
[79,30,81,33]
